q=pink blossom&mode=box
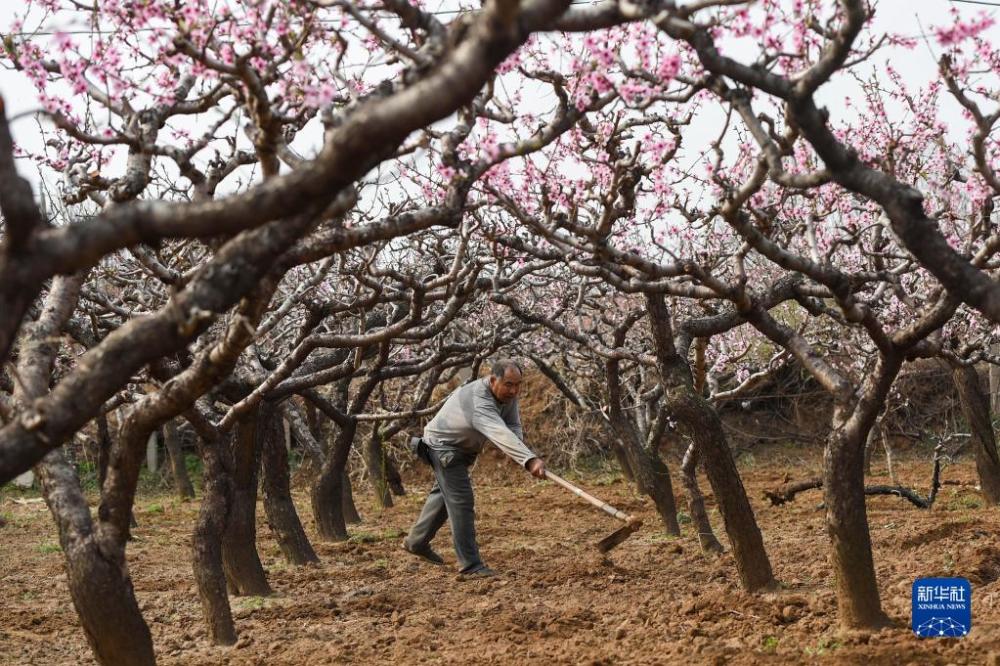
[53,31,73,53]
[935,13,994,46]
[657,54,681,82]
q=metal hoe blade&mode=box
[596,517,643,553]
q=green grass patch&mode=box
[76,460,101,492]
[235,596,267,611]
[182,454,204,489]
[0,484,41,502]
[943,550,956,573]
[736,451,757,469]
[947,494,983,511]
[347,531,379,544]
[804,637,841,657]
[348,527,406,544]
[144,503,165,514]
[36,542,61,555]
[761,635,779,653]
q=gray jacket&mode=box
[423,377,537,467]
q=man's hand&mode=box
[526,457,546,480]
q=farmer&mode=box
[402,359,546,579]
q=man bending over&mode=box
[402,359,546,578]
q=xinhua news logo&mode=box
[911,577,971,638]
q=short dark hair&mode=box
[491,358,524,378]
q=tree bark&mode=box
[386,453,406,496]
[609,437,635,483]
[311,419,358,541]
[97,413,112,489]
[605,352,680,536]
[281,399,326,466]
[674,391,774,589]
[38,450,155,665]
[145,431,159,475]
[222,410,272,596]
[365,428,393,508]
[821,354,901,630]
[645,294,774,591]
[680,440,723,554]
[823,409,892,629]
[14,273,153,665]
[260,406,319,565]
[863,419,879,476]
[189,427,237,645]
[632,444,681,535]
[305,399,322,440]
[164,419,195,499]
[308,355,386,538]
[342,468,362,524]
[989,343,1000,416]
[766,453,944,508]
[953,365,1000,505]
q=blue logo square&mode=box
[912,577,971,637]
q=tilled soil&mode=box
[2,448,1000,665]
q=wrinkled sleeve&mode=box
[471,392,536,467]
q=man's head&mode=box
[488,359,523,403]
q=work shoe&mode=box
[459,566,498,581]
[401,540,445,565]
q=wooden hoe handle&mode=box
[544,470,630,523]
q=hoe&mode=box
[544,470,643,553]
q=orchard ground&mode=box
[2,445,1000,665]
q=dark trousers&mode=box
[406,447,484,573]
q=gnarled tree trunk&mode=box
[260,405,319,564]
[824,409,892,629]
[164,419,195,499]
[609,438,635,483]
[97,413,112,489]
[311,417,358,540]
[629,443,681,535]
[222,410,271,596]
[863,418,880,476]
[17,275,154,665]
[646,294,774,591]
[189,425,237,645]
[365,428,393,508]
[671,390,774,589]
[822,354,901,630]
[342,468,362,524]
[953,365,1000,505]
[680,440,723,555]
[386,454,405,496]
[989,343,1000,416]
[605,348,680,536]
[39,450,156,666]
